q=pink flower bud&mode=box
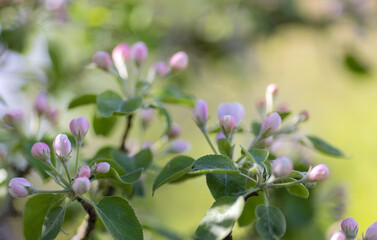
[218,102,245,127]
[366,222,377,240]
[330,231,346,240]
[169,51,188,71]
[34,92,49,115]
[46,108,59,125]
[31,142,51,163]
[266,83,279,97]
[9,178,36,198]
[78,165,91,178]
[261,112,281,135]
[308,163,330,182]
[276,103,290,113]
[272,156,293,177]
[93,51,112,71]
[299,110,309,122]
[72,177,90,195]
[193,99,208,128]
[168,123,182,139]
[3,109,24,128]
[92,162,110,174]
[112,43,131,62]
[53,134,72,158]
[168,139,191,153]
[69,117,89,145]
[140,108,155,128]
[154,61,170,76]
[216,132,226,141]
[131,42,148,65]
[341,217,358,239]
[219,115,235,135]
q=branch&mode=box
[76,197,97,239]
[120,114,134,151]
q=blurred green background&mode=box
[1,0,377,239]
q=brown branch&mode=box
[76,197,97,239]
[223,232,233,240]
[120,114,134,151]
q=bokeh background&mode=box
[1,0,377,239]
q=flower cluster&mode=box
[330,218,377,240]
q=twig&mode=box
[120,114,134,151]
[76,197,97,239]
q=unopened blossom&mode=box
[93,51,112,71]
[272,156,293,177]
[219,115,235,135]
[131,42,148,65]
[169,51,188,71]
[168,140,191,153]
[3,110,24,129]
[218,102,245,126]
[365,222,377,240]
[69,117,89,145]
[31,142,51,163]
[34,92,49,115]
[53,134,72,158]
[193,100,208,128]
[78,165,91,178]
[308,163,330,182]
[140,108,155,128]
[168,123,182,139]
[261,112,281,135]
[92,162,110,174]
[330,231,346,240]
[72,177,90,195]
[341,217,358,239]
[154,61,170,76]
[112,43,131,79]
[9,178,36,198]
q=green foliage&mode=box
[93,113,118,136]
[241,147,269,165]
[23,194,65,240]
[120,168,144,184]
[255,205,286,240]
[93,167,132,194]
[153,103,172,136]
[96,90,142,117]
[238,194,264,227]
[153,155,195,194]
[194,196,245,240]
[111,148,153,173]
[156,85,196,107]
[95,196,143,240]
[306,135,345,157]
[216,138,233,158]
[192,155,239,174]
[41,207,66,240]
[68,94,97,109]
[206,173,247,200]
[251,121,261,136]
[287,183,309,199]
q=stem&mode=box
[76,197,97,239]
[263,190,269,206]
[201,128,218,154]
[120,115,134,151]
[239,173,257,184]
[75,144,81,176]
[62,162,72,184]
[37,190,70,194]
[49,164,70,188]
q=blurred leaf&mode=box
[241,146,269,165]
[111,150,135,172]
[133,148,153,170]
[0,95,6,105]
[194,196,245,240]
[93,168,132,195]
[154,103,172,136]
[93,112,118,136]
[131,180,145,198]
[278,112,291,121]
[216,138,233,159]
[153,155,195,195]
[255,205,286,240]
[118,97,143,115]
[251,121,261,136]
[23,194,65,240]
[206,173,246,200]
[96,90,142,117]
[287,183,309,199]
[238,194,264,227]
[142,220,182,240]
[120,168,144,184]
[343,52,370,75]
[41,206,66,240]
[192,155,239,174]
[95,196,143,240]
[156,85,196,107]
[306,135,345,157]
[68,94,97,109]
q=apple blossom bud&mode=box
[308,163,330,182]
[3,109,24,129]
[218,102,245,126]
[366,222,377,240]
[261,112,281,135]
[330,231,346,240]
[8,178,37,198]
[272,156,293,177]
[266,83,278,97]
[69,117,89,145]
[169,51,188,71]
[131,42,148,65]
[219,115,235,135]
[168,123,182,139]
[265,83,279,113]
[92,162,110,174]
[168,139,191,153]
[299,110,309,122]
[216,132,226,141]
[341,217,358,239]
[154,61,170,76]
[34,92,49,115]
[140,108,155,128]
[276,103,290,113]
[93,51,112,71]
[72,177,90,195]
[112,43,130,79]
[193,99,208,128]
[31,142,51,163]
[46,108,59,125]
[53,134,72,158]
[256,97,266,117]
[78,165,91,178]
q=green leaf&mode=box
[142,220,182,240]
[287,183,309,199]
[23,194,65,240]
[111,149,153,173]
[251,121,261,136]
[153,155,195,195]
[278,112,291,121]
[192,155,239,174]
[90,158,126,175]
[156,85,196,107]
[206,173,246,200]
[93,167,132,195]
[41,206,66,240]
[194,196,245,240]
[238,194,264,227]
[68,94,97,109]
[255,205,286,240]
[120,168,144,184]
[96,196,143,240]
[306,135,345,157]
[241,146,269,165]
[133,148,153,170]
[343,52,370,75]
[96,90,142,117]
[154,103,172,136]
[216,139,233,159]
[93,112,118,136]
